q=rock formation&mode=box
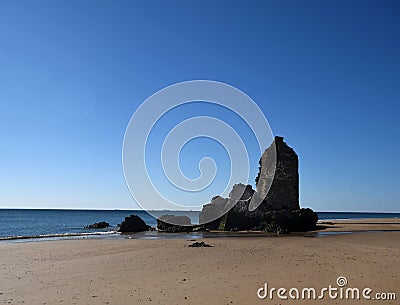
[157,215,193,233]
[119,215,150,233]
[261,208,318,233]
[84,221,110,229]
[199,196,230,230]
[256,136,299,210]
[199,136,318,232]
[188,241,212,247]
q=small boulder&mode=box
[85,221,110,229]
[119,215,150,233]
[157,214,193,232]
[188,241,212,247]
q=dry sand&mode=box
[0,219,399,305]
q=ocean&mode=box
[0,209,399,240]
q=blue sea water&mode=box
[317,212,400,220]
[0,209,199,239]
[0,209,398,239]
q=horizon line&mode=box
[0,208,399,213]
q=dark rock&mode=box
[199,184,257,229]
[224,183,263,231]
[320,221,334,225]
[157,214,193,233]
[224,137,300,230]
[260,208,318,232]
[118,215,150,233]
[199,196,229,230]
[200,185,265,231]
[229,183,255,202]
[256,136,300,210]
[188,241,212,247]
[192,226,209,232]
[84,221,110,229]
[200,136,317,232]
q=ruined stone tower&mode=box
[256,136,300,211]
[199,136,317,231]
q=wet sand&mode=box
[317,217,400,232]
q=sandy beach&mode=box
[2,1,400,304]
[0,219,399,305]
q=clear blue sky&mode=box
[0,0,399,212]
